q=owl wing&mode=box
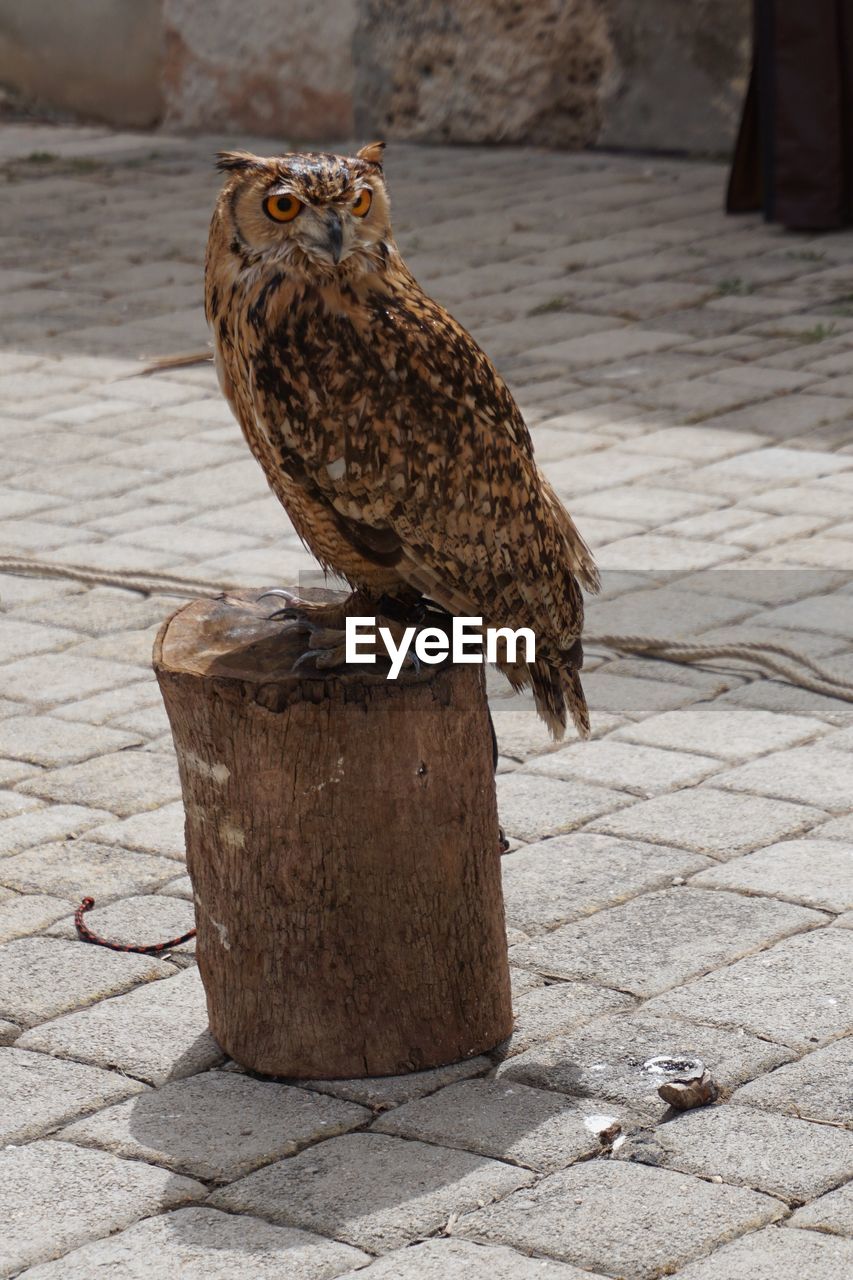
[253,277,598,647]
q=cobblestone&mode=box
[614,705,826,760]
[18,966,223,1084]
[336,1238,596,1278]
[692,838,853,912]
[60,1070,371,1182]
[0,935,174,1027]
[631,1103,853,1202]
[503,980,636,1055]
[510,887,821,995]
[374,1078,636,1173]
[496,1010,793,1120]
[645,928,853,1049]
[496,773,629,841]
[0,803,114,855]
[0,715,140,766]
[301,1056,493,1112]
[501,833,709,933]
[19,1208,371,1280]
[590,789,825,859]
[47,893,197,954]
[526,739,722,795]
[712,746,853,813]
[672,1226,853,1278]
[731,1035,853,1125]
[84,801,186,859]
[0,892,71,943]
[453,1160,784,1280]
[17,749,181,816]
[0,1046,144,1144]
[0,1139,203,1275]
[210,1132,533,1253]
[0,839,179,900]
[791,1181,853,1236]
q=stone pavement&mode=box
[0,122,852,1278]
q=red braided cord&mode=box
[74,896,196,955]
[75,829,507,954]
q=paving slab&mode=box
[791,1180,853,1236]
[510,887,821,996]
[0,653,149,710]
[18,1207,370,1279]
[17,965,224,1085]
[17,749,181,816]
[525,740,722,796]
[497,1010,793,1121]
[0,1139,203,1275]
[503,980,636,1056]
[0,1015,19,1044]
[671,1224,853,1278]
[301,1055,493,1112]
[0,715,140,766]
[452,1159,784,1280]
[501,832,709,933]
[613,705,826,760]
[374,1078,637,1173]
[2,1045,146,1150]
[0,892,72,943]
[0,935,174,1028]
[210,1131,533,1254]
[590,789,825,859]
[0,803,114,855]
[496,773,630,841]
[60,1069,370,1182]
[0,790,43,820]
[645,928,853,1050]
[691,838,853,913]
[712,746,853,813]
[0,839,179,900]
[336,1237,603,1278]
[84,801,186,859]
[627,1103,853,1201]
[731,1036,853,1124]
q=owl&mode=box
[205,142,598,737]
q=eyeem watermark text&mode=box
[345,616,535,679]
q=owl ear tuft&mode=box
[215,150,265,174]
[357,141,386,168]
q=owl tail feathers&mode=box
[504,657,590,741]
[541,479,601,595]
[532,661,590,741]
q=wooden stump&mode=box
[153,590,513,1078]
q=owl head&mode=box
[212,142,390,277]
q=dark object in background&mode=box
[727,1,853,229]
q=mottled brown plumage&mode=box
[205,143,598,736]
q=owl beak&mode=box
[324,209,344,264]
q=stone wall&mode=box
[0,0,162,129]
[161,0,357,140]
[0,0,751,155]
[598,0,752,154]
[353,0,612,150]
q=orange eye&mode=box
[263,194,302,223]
[351,188,372,217]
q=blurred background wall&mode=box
[0,0,750,154]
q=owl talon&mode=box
[267,607,311,624]
[258,588,303,604]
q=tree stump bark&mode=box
[153,589,513,1078]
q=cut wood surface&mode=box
[153,589,513,1078]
